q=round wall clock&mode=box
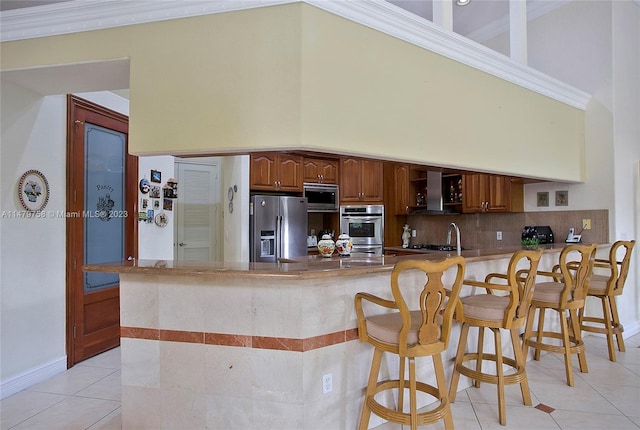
[18,170,49,212]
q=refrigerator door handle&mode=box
[276,215,283,259]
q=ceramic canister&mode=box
[336,233,353,256]
[317,234,335,257]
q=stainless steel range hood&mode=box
[419,171,460,214]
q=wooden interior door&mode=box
[66,95,137,366]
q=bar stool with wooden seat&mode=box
[580,240,635,361]
[523,243,597,387]
[354,257,466,430]
[448,249,542,426]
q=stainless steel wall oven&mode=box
[339,205,384,255]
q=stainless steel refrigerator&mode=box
[250,195,308,262]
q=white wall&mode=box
[0,88,133,398]
[1,85,67,396]
[138,156,175,260]
[222,155,250,262]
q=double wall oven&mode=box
[340,205,384,255]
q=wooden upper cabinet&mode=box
[340,157,383,203]
[462,174,522,213]
[303,158,339,184]
[393,164,410,215]
[250,153,303,192]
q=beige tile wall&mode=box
[405,210,608,249]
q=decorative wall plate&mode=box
[154,212,168,227]
[139,178,150,194]
[18,170,49,211]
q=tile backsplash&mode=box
[404,210,609,249]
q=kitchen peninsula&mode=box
[85,244,610,429]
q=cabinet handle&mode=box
[406,205,409,214]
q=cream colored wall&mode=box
[300,6,584,182]
[1,3,584,182]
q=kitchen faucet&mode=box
[446,222,461,256]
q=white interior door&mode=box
[175,161,221,261]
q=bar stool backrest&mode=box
[556,243,597,307]
[390,257,466,357]
[599,240,635,295]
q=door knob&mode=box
[179,242,186,247]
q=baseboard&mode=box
[0,356,67,400]
[623,320,640,338]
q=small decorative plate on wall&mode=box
[18,170,49,212]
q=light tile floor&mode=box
[1,333,639,429]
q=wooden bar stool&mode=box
[354,257,466,430]
[580,240,635,361]
[523,243,597,386]
[449,249,542,426]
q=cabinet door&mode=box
[462,173,487,213]
[303,158,339,184]
[486,175,510,212]
[303,158,322,183]
[340,157,363,202]
[394,164,410,215]
[320,159,339,184]
[277,154,303,192]
[361,160,383,202]
[250,153,277,191]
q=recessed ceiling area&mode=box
[1,59,129,97]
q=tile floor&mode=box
[1,333,639,429]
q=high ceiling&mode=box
[0,0,511,38]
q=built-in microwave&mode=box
[303,183,339,212]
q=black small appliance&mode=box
[522,226,554,244]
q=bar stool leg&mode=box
[359,348,383,430]
[559,310,574,386]
[433,353,454,430]
[511,328,532,406]
[569,309,588,373]
[475,327,485,388]
[523,306,536,360]
[449,323,470,402]
[534,308,545,361]
[610,297,626,353]
[409,357,418,430]
[492,328,506,426]
[398,356,406,415]
[601,296,616,361]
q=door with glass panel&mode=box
[66,95,137,366]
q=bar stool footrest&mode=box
[456,353,527,385]
[525,331,585,354]
[367,379,451,426]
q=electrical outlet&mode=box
[582,219,591,230]
[322,373,333,394]
[411,229,417,238]
[497,231,502,241]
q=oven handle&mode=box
[342,216,382,222]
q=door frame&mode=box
[65,95,138,367]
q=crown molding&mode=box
[0,0,296,42]
[1,0,590,110]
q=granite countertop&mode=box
[82,244,572,280]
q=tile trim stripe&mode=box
[121,326,356,351]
